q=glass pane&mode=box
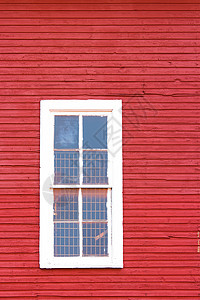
[54,189,79,221]
[82,189,108,257]
[83,223,108,256]
[83,116,107,149]
[83,151,108,184]
[54,116,79,149]
[54,151,79,185]
[54,189,79,257]
[54,223,79,257]
[82,189,107,221]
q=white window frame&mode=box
[40,100,123,268]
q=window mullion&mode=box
[78,188,83,257]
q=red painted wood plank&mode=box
[0,10,200,18]
[124,160,200,167]
[124,179,200,188]
[0,290,197,297]
[0,273,199,283]
[124,224,199,231]
[0,32,199,40]
[0,94,199,102]
[0,60,199,68]
[1,75,200,84]
[123,144,200,151]
[1,101,197,112]
[1,25,200,34]
[0,281,200,290]
[0,109,200,118]
[0,4,200,11]
[124,188,200,195]
[36,298,200,300]
[123,209,200,217]
[1,16,200,26]
[1,81,200,89]
[0,267,199,280]
[0,67,200,78]
[1,53,199,61]
[1,47,200,56]
[1,0,200,4]
[2,102,198,110]
[0,266,199,277]
[0,89,199,98]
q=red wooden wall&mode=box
[0,0,200,299]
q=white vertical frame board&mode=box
[40,100,123,268]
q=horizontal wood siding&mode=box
[0,0,200,298]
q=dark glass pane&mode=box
[54,223,79,257]
[82,222,108,256]
[82,189,107,221]
[54,116,79,149]
[83,116,107,149]
[54,151,79,184]
[83,151,108,184]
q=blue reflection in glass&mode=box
[54,116,79,149]
[82,223,108,256]
[83,151,108,184]
[83,116,107,149]
[82,189,108,256]
[54,151,79,184]
[54,223,79,257]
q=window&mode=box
[40,100,123,268]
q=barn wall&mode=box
[0,0,200,299]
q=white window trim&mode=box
[40,100,123,268]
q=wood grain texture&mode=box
[0,0,199,298]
